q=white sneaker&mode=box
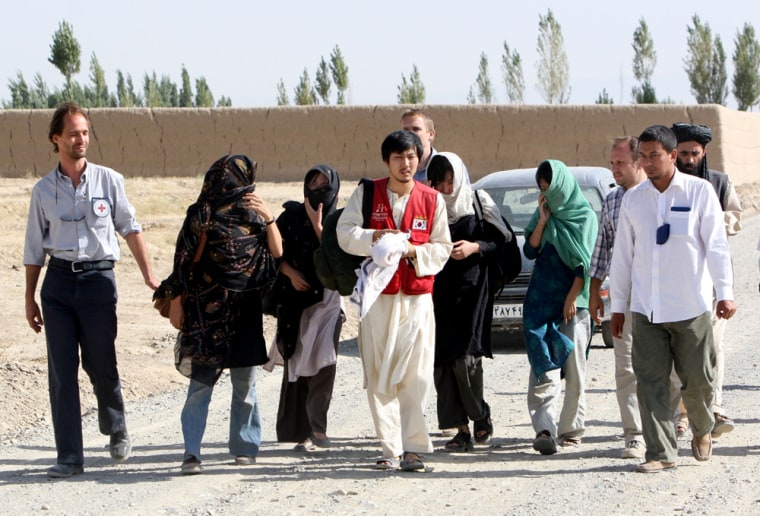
[621,440,645,459]
[711,414,735,439]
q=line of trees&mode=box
[445,10,760,110]
[276,10,759,110]
[6,14,759,110]
[2,20,230,109]
[276,46,349,106]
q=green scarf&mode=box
[525,160,597,306]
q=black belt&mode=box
[49,257,114,273]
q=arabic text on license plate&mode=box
[493,304,522,319]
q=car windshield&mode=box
[481,186,604,233]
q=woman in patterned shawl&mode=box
[154,154,282,474]
[522,159,597,456]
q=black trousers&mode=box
[41,266,126,466]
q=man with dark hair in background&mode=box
[670,122,741,440]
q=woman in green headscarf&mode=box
[522,160,597,456]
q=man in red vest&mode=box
[337,130,452,472]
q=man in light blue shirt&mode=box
[24,102,159,479]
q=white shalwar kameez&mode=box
[337,182,452,459]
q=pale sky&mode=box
[1,1,757,109]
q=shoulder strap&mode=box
[360,178,374,228]
[472,189,485,220]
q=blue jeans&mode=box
[181,367,261,461]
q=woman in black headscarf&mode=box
[154,154,282,474]
[272,164,344,451]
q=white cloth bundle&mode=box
[350,231,409,319]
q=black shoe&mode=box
[181,456,202,475]
[47,463,84,478]
[110,431,131,462]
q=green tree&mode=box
[397,64,426,104]
[329,45,349,104]
[470,52,494,104]
[195,77,214,107]
[87,53,112,107]
[466,86,476,104]
[143,72,161,107]
[48,20,81,99]
[179,65,194,107]
[293,68,317,105]
[536,9,570,104]
[276,78,290,106]
[684,14,727,105]
[217,96,232,107]
[159,75,178,107]
[501,42,525,104]
[30,73,53,108]
[732,22,760,111]
[595,88,614,104]
[4,72,31,108]
[116,70,140,107]
[315,57,332,104]
[632,18,658,103]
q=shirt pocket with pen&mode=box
[669,206,691,236]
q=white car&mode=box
[473,166,616,347]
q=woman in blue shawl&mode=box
[522,160,597,455]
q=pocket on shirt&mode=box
[669,207,691,236]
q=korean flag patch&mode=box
[92,198,111,218]
[412,217,428,231]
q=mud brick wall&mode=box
[1,104,756,185]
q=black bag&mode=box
[313,178,374,295]
[473,190,522,292]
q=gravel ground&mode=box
[1,179,759,515]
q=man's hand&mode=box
[610,312,625,339]
[26,299,43,333]
[716,299,737,320]
[588,291,604,325]
[145,273,160,290]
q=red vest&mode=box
[368,178,438,295]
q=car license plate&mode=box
[493,304,522,320]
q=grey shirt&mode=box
[23,162,141,265]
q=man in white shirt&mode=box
[609,125,736,474]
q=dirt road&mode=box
[1,179,759,514]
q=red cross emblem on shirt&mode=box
[92,199,111,218]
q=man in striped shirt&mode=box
[589,137,647,460]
